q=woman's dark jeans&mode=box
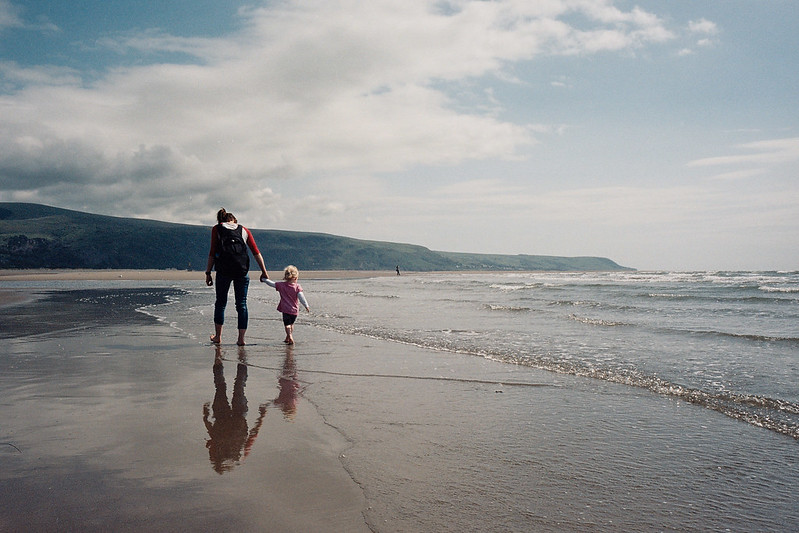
[214,274,249,330]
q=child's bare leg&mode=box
[287,324,294,345]
[237,329,246,346]
[210,323,222,344]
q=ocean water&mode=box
[297,270,799,440]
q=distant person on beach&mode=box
[396,265,401,276]
[205,208,269,346]
[262,265,310,344]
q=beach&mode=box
[0,269,399,282]
[0,280,369,532]
[1,270,797,532]
[0,268,397,310]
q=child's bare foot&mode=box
[210,334,221,344]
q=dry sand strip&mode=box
[0,270,399,307]
[0,269,411,309]
[0,269,401,281]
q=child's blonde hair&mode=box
[283,265,299,281]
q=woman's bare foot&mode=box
[210,334,221,344]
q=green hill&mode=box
[0,202,632,272]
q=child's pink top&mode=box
[275,281,303,315]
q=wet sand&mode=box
[0,288,31,307]
[0,288,371,532]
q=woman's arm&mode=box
[205,226,218,286]
[243,227,269,281]
[254,252,269,282]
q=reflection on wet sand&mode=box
[203,346,266,474]
[202,345,308,473]
[273,345,304,420]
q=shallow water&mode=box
[298,271,799,440]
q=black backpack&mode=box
[215,224,250,277]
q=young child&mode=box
[262,265,310,344]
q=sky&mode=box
[0,0,797,271]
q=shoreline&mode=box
[0,269,536,307]
[0,267,634,282]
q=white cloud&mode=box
[0,0,685,226]
[677,17,720,55]
[688,18,718,35]
[0,0,58,34]
[688,137,799,170]
[0,61,82,89]
[0,0,23,31]
[705,168,764,182]
[94,30,222,61]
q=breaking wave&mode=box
[308,317,799,440]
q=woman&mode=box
[205,208,269,345]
